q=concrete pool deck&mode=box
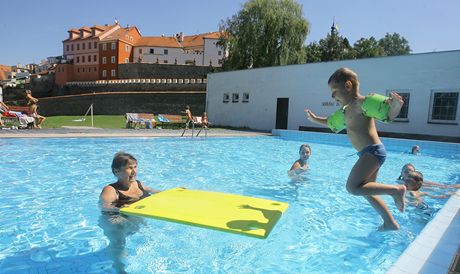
[0,127,271,138]
[2,127,459,273]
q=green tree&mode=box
[317,33,354,61]
[378,33,411,56]
[304,42,322,63]
[353,37,385,58]
[219,0,309,70]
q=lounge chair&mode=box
[125,113,156,129]
[1,106,35,129]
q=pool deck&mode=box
[0,127,271,138]
[2,128,459,273]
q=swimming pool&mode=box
[1,133,459,273]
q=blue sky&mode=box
[1,0,459,66]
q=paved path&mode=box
[0,127,271,138]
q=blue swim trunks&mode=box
[357,143,386,166]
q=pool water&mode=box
[0,136,459,273]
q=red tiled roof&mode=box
[0,64,11,81]
[136,36,182,48]
[182,31,222,48]
[101,27,141,44]
[64,24,119,41]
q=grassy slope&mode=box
[43,115,126,129]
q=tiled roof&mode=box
[0,64,11,81]
[100,27,141,44]
[136,36,182,48]
[182,31,222,48]
[64,24,118,41]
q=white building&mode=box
[133,32,226,67]
[206,50,460,139]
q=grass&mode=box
[42,115,189,129]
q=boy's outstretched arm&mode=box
[304,109,328,126]
[387,92,404,121]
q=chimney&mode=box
[180,32,184,42]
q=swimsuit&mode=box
[109,180,150,208]
[357,143,386,166]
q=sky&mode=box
[0,0,459,66]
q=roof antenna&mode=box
[114,17,119,25]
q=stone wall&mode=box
[35,92,206,116]
[118,63,218,79]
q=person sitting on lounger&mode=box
[25,90,46,128]
[0,101,10,127]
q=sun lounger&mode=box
[157,114,184,124]
[1,109,35,129]
[125,113,156,129]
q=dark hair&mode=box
[185,105,190,109]
[328,67,359,89]
[299,144,311,153]
[111,152,137,175]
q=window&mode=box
[82,68,85,72]
[94,42,98,49]
[88,55,91,62]
[82,43,85,50]
[125,45,129,52]
[94,67,97,72]
[242,93,250,103]
[139,48,142,54]
[223,93,230,103]
[66,45,69,52]
[150,48,154,54]
[164,49,168,55]
[232,93,239,103]
[93,55,97,62]
[82,56,85,63]
[111,69,116,77]
[77,43,80,50]
[429,90,459,124]
[163,60,168,63]
[111,42,116,50]
[387,90,410,121]
[125,58,129,63]
[71,44,74,51]
[102,70,107,77]
[88,42,91,49]
[77,68,80,73]
[76,56,80,63]
[111,56,116,63]
[218,50,222,56]
[102,57,107,64]
[102,43,107,50]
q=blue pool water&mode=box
[1,135,459,273]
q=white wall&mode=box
[206,50,460,138]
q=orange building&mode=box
[99,26,141,79]
[0,64,11,81]
[55,23,120,86]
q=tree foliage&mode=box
[219,0,309,70]
[378,32,411,56]
[353,37,384,58]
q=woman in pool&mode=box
[100,152,160,211]
[288,144,311,177]
[99,152,160,273]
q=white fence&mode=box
[66,78,207,86]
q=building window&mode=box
[164,49,168,55]
[82,68,85,72]
[232,93,239,103]
[82,56,85,63]
[163,60,168,63]
[125,45,129,52]
[111,42,116,50]
[111,69,116,77]
[125,58,129,63]
[66,45,69,52]
[76,56,80,63]
[150,48,154,54]
[77,68,80,73]
[88,42,91,49]
[102,57,107,64]
[94,42,98,49]
[82,43,85,50]
[77,43,80,50]
[94,67,97,72]
[223,93,230,103]
[218,50,222,56]
[94,55,97,62]
[429,90,459,124]
[387,90,410,121]
[242,93,250,103]
[102,43,107,50]
[102,70,107,77]
[139,48,142,54]
[88,55,91,62]
[71,44,74,51]
[111,56,116,63]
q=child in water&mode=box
[305,67,406,231]
[288,144,311,177]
